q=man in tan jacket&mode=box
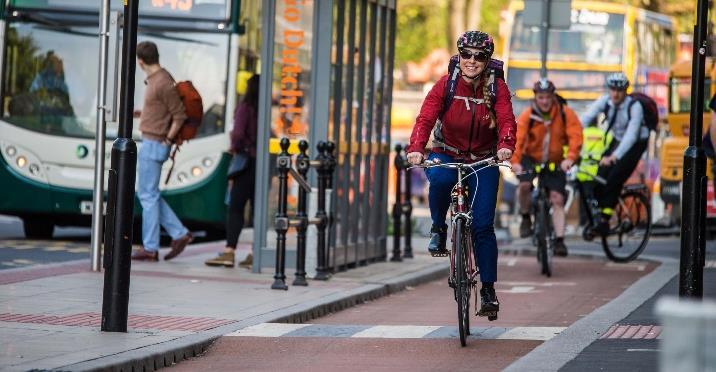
[131,41,193,261]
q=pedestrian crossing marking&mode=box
[496,327,565,340]
[225,323,566,341]
[352,325,441,339]
[226,323,310,337]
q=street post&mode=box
[101,0,139,332]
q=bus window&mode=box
[669,78,711,114]
[132,32,229,139]
[509,10,625,65]
[2,22,229,139]
[3,23,97,138]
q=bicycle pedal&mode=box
[488,315,498,321]
[430,250,449,257]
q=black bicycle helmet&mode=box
[457,31,495,57]
[533,78,556,94]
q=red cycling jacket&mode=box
[406,74,517,157]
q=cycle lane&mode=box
[170,254,657,371]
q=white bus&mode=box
[0,0,256,238]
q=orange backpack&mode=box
[164,81,203,184]
[175,81,203,144]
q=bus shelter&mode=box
[253,0,397,273]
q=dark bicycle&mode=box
[527,163,558,277]
[566,158,652,262]
[412,156,509,347]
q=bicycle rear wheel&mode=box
[455,218,470,347]
[601,191,651,263]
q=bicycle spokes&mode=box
[601,191,651,262]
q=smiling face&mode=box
[535,92,554,113]
[459,47,487,79]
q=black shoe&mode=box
[553,238,568,257]
[478,286,499,317]
[519,214,532,238]
[428,225,448,257]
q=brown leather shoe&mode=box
[164,232,193,261]
[131,248,159,261]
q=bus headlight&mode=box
[202,157,213,167]
[191,166,203,177]
[177,172,189,183]
[5,146,16,157]
[16,156,27,168]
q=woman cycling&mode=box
[406,31,516,317]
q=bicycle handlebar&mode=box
[409,156,508,170]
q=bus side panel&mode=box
[161,153,230,228]
[0,155,53,216]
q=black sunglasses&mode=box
[459,50,489,62]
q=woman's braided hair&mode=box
[481,72,496,129]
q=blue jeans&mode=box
[137,139,188,251]
[424,152,499,283]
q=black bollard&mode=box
[325,141,337,271]
[293,140,310,286]
[402,150,413,259]
[325,142,336,189]
[101,0,139,333]
[272,138,291,290]
[314,141,331,280]
[391,144,403,262]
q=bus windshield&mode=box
[509,9,625,64]
[669,77,711,114]
[3,22,228,139]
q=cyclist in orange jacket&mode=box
[512,79,583,256]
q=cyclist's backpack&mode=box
[432,55,504,155]
[628,92,659,132]
[602,92,658,133]
[164,80,204,184]
[175,80,204,143]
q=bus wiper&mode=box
[141,32,218,47]
[15,11,96,38]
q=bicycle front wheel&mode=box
[601,191,652,263]
[455,218,470,347]
[535,199,552,277]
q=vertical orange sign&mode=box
[278,0,306,136]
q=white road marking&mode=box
[226,323,310,337]
[500,281,576,287]
[352,325,442,339]
[497,327,566,341]
[224,324,567,341]
[627,349,658,352]
[498,286,537,294]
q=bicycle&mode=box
[411,156,510,347]
[519,163,558,277]
[565,158,652,262]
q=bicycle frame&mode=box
[449,164,477,285]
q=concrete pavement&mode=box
[0,237,445,371]
[1,233,710,371]
[169,252,658,371]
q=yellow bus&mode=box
[500,0,675,116]
[659,58,716,219]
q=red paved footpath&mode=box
[170,254,656,372]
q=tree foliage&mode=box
[395,0,449,66]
